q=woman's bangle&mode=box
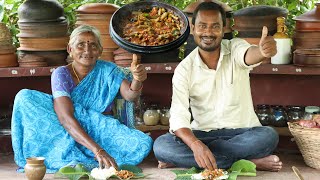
[129,82,143,92]
[190,139,201,148]
[94,148,105,158]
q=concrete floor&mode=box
[1,152,320,180]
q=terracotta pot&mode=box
[293,49,320,67]
[0,23,12,42]
[76,3,119,14]
[18,0,65,23]
[17,21,68,38]
[76,13,112,21]
[294,3,320,31]
[18,36,69,51]
[0,53,18,68]
[18,50,67,66]
[293,37,320,50]
[75,21,109,34]
[100,34,118,49]
[24,157,46,180]
[0,45,16,55]
[233,5,288,37]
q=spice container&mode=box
[303,106,320,120]
[286,105,304,122]
[256,104,272,126]
[143,105,160,126]
[270,105,288,127]
[160,108,170,126]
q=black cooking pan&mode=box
[109,1,190,54]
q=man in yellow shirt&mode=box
[153,2,282,172]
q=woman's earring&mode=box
[70,54,73,58]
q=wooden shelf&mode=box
[142,63,178,74]
[136,125,169,132]
[1,63,319,78]
[250,64,320,75]
[0,66,57,77]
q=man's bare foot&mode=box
[158,161,176,169]
[250,155,282,172]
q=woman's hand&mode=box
[95,149,119,170]
[130,54,147,82]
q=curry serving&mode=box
[122,7,183,46]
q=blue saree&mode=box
[11,60,153,172]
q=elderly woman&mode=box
[11,25,152,172]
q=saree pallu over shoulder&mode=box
[11,61,153,172]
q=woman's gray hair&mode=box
[69,25,103,50]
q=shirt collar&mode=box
[194,40,231,69]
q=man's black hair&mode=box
[192,2,226,27]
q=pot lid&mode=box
[234,5,288,17]
[76,3,119,14]
[184,0,232,14]
[294,3,320,22]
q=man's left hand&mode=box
[130,54,147,82]
[259,26,277,58]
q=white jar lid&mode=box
[305,106,320,113]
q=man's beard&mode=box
[197,36,221,52]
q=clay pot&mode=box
[100,34,118,49]
[18,36,69,51]
[18,0,65,23]
[294,3,320,31]
[24,157,46,180]
[233,5,288,37]
[293,49,320,67]
[76,3,119,14]
[17,20,68,38]
[75,20,110,34]
[76,13,113,21]
[0,53,18,67]
[0,23,12,42]
[18,50,67,66]
[0,45,16,55]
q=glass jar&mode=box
[160,108,170,126]
[143,105,160,126]
[303,106,320,120]
[134,95,144,125]
[256,104,272,126]
[270,105,288,127]
[286,105,304,122]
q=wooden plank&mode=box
[136,125,169,132]
[251,64,320,75]
[0,66,57,77]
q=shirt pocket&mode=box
[223,83,240,107]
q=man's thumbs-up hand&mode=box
[130,54,147,82]
[259,26,277,58]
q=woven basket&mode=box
[288,122,320,169]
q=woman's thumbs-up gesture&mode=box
[130,54,147,82]
[259,26,277,58]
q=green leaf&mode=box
[56,164,92,180]
[171,167,201,180]
[227,159,256,180]
[119,164,142,174]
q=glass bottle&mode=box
[271,17,291,64]
[270,105,288,127]
[286,105,304,122]
[303,106,320,120]
[160,107,170,126]
[255,104,272,126]
[143,104,160,126]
